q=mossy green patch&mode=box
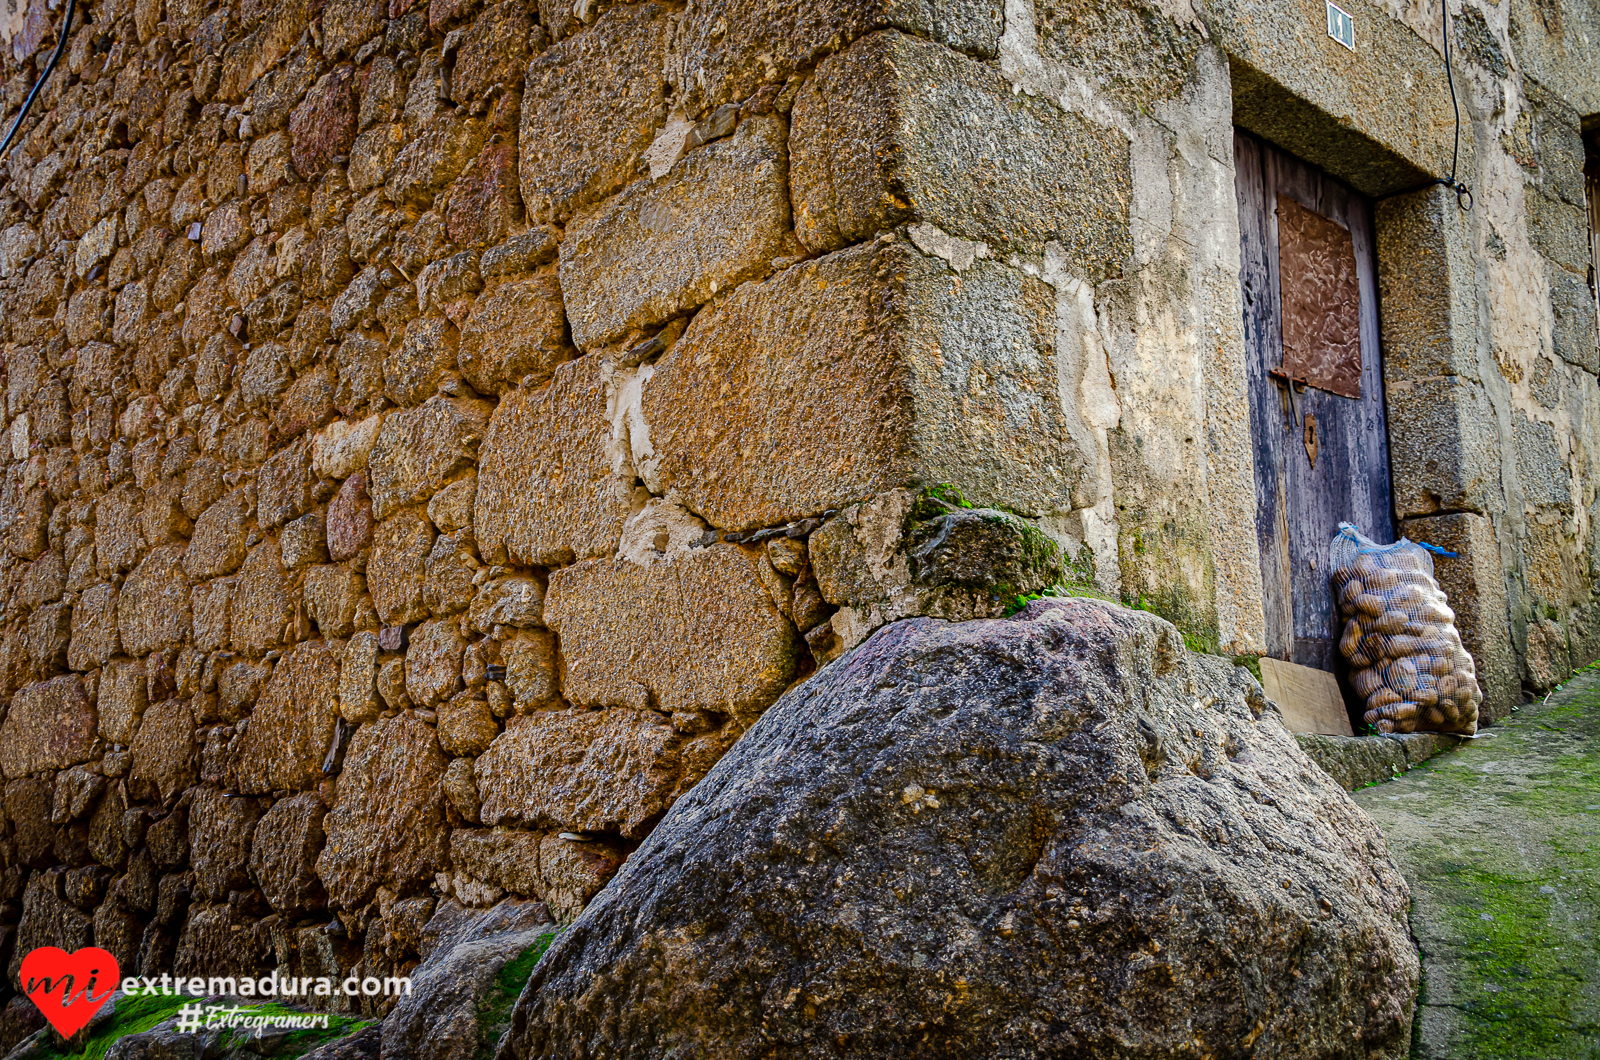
[32,993,195,1060]
[1124,592,1218,655]
[1429,865,1599,1056]
[1005,580,1119,615]
[1354,674,1600,1058]
[473,928,562,1060]
[911,483,971,517]
[20,995,370,1060]
[1107,487,1220,658]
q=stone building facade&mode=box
[0,0,1594,1034]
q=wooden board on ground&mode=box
[1260,656,1354,737]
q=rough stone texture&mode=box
[127,698,198,802]
[475,356,634,567]
[457,278,570,396]
[191,578,236,653]
[428,475,477,534]
[641,236,1090,528]
[0,675,98,779]
[476,709,694,839]
[98,658,147,745]
[1399,512,1519,723]
[424,530,479,617]
[442,757,480,823]
[230,540,294,656]
[537,833,626,922]
[500,601,1417,1058]
[406,618,466,707]
[368,508,437,626]
[5,779,55,868]
[185,488,254,580]
[559,116,792,351]
[382,899,556,1060]
[327,469,376,562]
[173,903,272,980]
[339,630,382,725]
[1384,377,1501,519]
[438,693,497,757]
[10,870,93,984]
[1294,732,1458,792]
[257,438,319,530]
[302,563,368,639]
[291,65,359,181]
[1523,616,1572,691]
[188,785,264,900]
[0,0,1588,1018]
[519,1,672,222]
[501,630,559,712]
[313,415,384,479]
[1373,188,1480,384]
[67,582,120,670]
[387,316,459,408]
[118,544,194,655]
[1218,0,1457,197]
[234,640,342,795]
[791,30,1130,268]
[451,828,543,898]
[368,396,492,520]
[811,488,1064,653]
[249,791,329,914]
[674,0,1002,119]
[467,575,543,632]
[318,711,450,909]
[22,598,70,675]
[446,140,522,252]
[546,546,798,719]
[389,117,487,210]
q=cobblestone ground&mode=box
[1355,674,1600,1059]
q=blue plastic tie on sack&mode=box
[1416,542,1458,558]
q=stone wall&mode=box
[0,0,1594,1040]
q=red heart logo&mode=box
[19,946,119,1038]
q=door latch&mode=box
[1269,368,1307,431]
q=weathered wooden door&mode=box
[1234,129,1393,670]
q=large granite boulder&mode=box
[498,599,1418,1059]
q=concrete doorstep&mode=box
[1297,731,1466,792]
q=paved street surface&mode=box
[1356,675,1600,1058]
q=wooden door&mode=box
[1233,129,1393,670]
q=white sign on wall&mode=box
[1326,0,1356,50]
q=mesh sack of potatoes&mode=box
[1329,522,1482,735]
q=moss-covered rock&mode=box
[381,898,558,1060]
[809,487,1065,657]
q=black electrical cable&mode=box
[1435,0,1472,210]
[1374,1,1473,208]
[0,0,78,159]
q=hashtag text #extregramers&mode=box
[175,1003,334,1034]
